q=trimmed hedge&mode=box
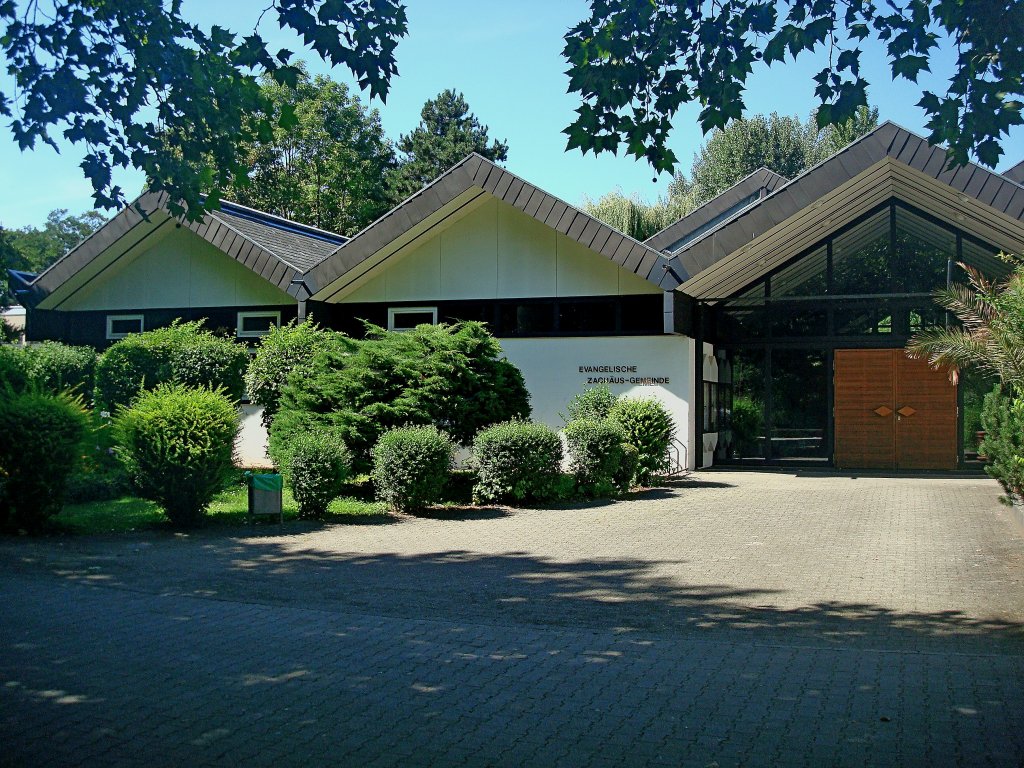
[24,341,97,396]
[95,321,247,410]
[0,345,29,391]
[371,426,453,513]
[563,418,628,497]
[284,430,352,519]
[608,397,675,485]
[0,389,90,531]
[472,421,563,504]
[113,383,239,527]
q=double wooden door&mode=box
[834,349,957,470]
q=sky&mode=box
[1,0,1022,230]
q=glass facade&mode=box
[706,198,1011,466]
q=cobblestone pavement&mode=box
[1,471,1023,767]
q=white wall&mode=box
[499,335,696,470]
[340,197,661,303]
[61,226,293,310]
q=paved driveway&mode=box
[1,471,1022,767]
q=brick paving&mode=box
[1,470,1022,767]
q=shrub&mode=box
[113,383,239,527]
[472,421,563,504]
[731,395,763,456]
[245,319,352,427]
[564,384,617,423]
[0,388,90,531]
[608,397,675,485]
[283,430,352,519]
[272,322,531,471]
[0,345,29,391]
[24,341,97,396]
[615,443,640,493]
[95,321,247,410]
[371,425,453,513]
[980,387,1024,502]
[563,418,627,497]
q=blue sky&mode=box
[1,0,1021,229]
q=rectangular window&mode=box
[703,380,719,432]
[237,311,281,338]
[387,306,438,331]
[106,314,144,339]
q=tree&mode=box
[563,1,1023,173]
[391,89,509,200]
[907,260,1024,393]
[583,108,878,239]
[8,209,106,273]
[0,227,25,309]
[230,69,397,235]
[1,1,407,219]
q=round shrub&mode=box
[608,397,675,485]
[95,321,247,410]
[245,319,350,427]
[563,418,627,498]
[472,420,563,505]
[0,344,29,391]
[113,383,239,527]
[0,389,90,531]
[24,341,97,396]
[284,430,352,519]
[371,425,453,513]
[564,384,617,423]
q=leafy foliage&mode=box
[907,260,1024,393]
[113,383,239,527]
[371,425,453,513]
[608,397,675,485]
[980,387,1024,503]
[0,1,408,217]
[283,429,352,519]
[563,418,629,497]
[94,321,247,410]
[580,189,687,242]
[730,396,765,457]
[7,209,106,273]
[0,344,29,391]
[229,67,397,236]
[563,384,618,424]
[0,388,90,532]
[245,319,353,427]
[271,322,530,470]
[564,2,1021,172]
[390,90,509,200]
[472,421,563,505]
[23,341,97,396]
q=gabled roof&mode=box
[662,121,1024,298]
[644,167,787,254]
[1004,160,1024,185]
[25,193,347,307]
[304,154,671,300]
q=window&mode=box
[106,314,144,339]
[237,311,281,338]
[387,306,437,331]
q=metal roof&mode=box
[1004,160,1024,185]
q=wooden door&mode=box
[834,350,897,469]
[834,349,957,470]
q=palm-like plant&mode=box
[906,260,1024,393]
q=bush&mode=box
[113,383,239,527]
[371,425,453,513]
[563,418,627,497]
[245,319,352,427]
[0,345,29,391]
[0,389,90,531]
[608,397,675,485]
[272,322,531,471]
[24,341,97,396]
[731,395,763,456]
[95,321,247,410]
[472,421,563,504]
[615,443,640,493]
[283,430,352,519]
[563,384,617,423]
[980,387,1024,502]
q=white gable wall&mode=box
[60,226,293,311]
[337,197,660,303]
